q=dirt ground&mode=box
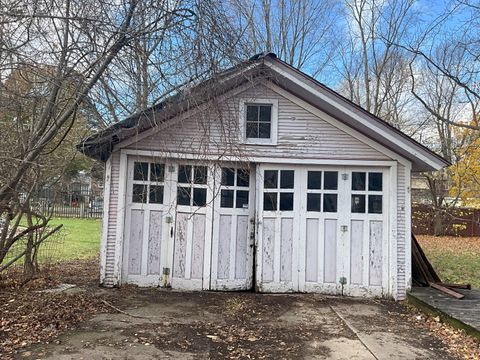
[15,288,457,360]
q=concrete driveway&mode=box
[20,290,455,359]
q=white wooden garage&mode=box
[79,53,448,300]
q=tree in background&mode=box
[449,124,480,208]
[2,0,480,268]
[0,0,239,278]
[335,0,417,130]
[93,1,242,123]
[227,0,339,77]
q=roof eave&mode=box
[263,57,449,172]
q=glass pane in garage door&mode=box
[306,171,338,212]
[263,170,294,211]
[351,172,383,214]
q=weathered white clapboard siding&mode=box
[125,85,389,162]
[396,164,407,299]
[102,150,121,286]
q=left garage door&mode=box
[123,159,173,286]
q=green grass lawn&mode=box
[36,217,101,261]
[4,217,101,266]
[417,235,480,289]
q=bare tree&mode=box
[406,39,479,234]
[90,0,242,124]
[228,0,340,76]
[336,0,417,130]
[395,0,480,131]
[0,0,237,276]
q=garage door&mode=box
[170,164,213,290]
[123,159,214,289]
[256,165,389,296]
[123,159,172,286]
[210,166,255,290]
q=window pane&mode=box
[194,166,208,184]
[351,194,366,213]
[150,163,164,182]
[280,193,294,211]
[237,169,250,187]
[263,192,277,211]
[259,105,272,122]
[280,170,294,189]
[246,105,259,121]
[221,168,235,186]
[236,190,249,209]
[220,190,234,208]
[307,171,322,189]
[177,186,191,205]
[368,172,383,191]
[178,165,191,183]
[368,195,382,214]
[193,188,207,207]
[324,171,338,190]
[246,121,258,138]
[132,184,147,203]
[352,172,366,191]
[264,170,278,188]
[307,194,321,212]
[133,162,148,181]
[149,185,164,204]
[323,194,337,212]
[258,122,271,138]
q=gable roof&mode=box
[78,53,449,171]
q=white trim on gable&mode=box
[264,59,446,171]
[263,82,411,168]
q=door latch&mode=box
[340,225,348,232]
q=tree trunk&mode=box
[432,208,444,236]
[23,208,36,281]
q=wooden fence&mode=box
[412,204,480,237]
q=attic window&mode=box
[246,104,272,138]
[240,98,278,145]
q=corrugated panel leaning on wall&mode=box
[397,164,406,299]
[104,150,121,286]
[125,84,390,161]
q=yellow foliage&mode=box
[448,124,480,208]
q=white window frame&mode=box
[239,98,278,145]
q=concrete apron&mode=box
[19,291,455,360]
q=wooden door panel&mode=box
[147,210,163,275]
[210,165,254,291]
[127,209,144,275]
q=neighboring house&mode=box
[411,174,432,205]
[78,53,448,300]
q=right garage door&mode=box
[256,165,389,297]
